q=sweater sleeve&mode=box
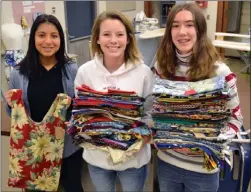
[224,73,243,132]
[216,62,243,132]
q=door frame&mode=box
[64,1,97,53]
[216,1,228,55]
[144,2,153,17]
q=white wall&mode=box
[201,1,218,40]
[121,1,144,20]
[44,2,66,31]
[1,1,65,29]
[97,1,144,21]
[185,1,218,40]
[1,1,13,24]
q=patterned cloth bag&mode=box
[8,89,70,191]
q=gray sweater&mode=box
[6,62,80,158]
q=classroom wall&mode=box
[97,1,144,20]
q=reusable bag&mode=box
[8,89,70,191]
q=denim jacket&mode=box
[6,62,80,158]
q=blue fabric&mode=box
[76,96,143,105]
[6,62,80,158]
[4,50,25,67]
[88,163,147,192]
[157,158,219,192]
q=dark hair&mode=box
[157,3,223,81]
[19,14,70,78]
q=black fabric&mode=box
[60,149,84,192]
[28,64,64,122]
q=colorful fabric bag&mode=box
[8,89,70,191]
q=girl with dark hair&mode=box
[5,14,84,192]
[155,3,243,192]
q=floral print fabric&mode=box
[4,50,25,81]
[8,89,70,191]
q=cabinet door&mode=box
[65,1,95,40]
[160,1,176,27]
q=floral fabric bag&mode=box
[8,89,70,191]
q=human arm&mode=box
[5,69,20,116]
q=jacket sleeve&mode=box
[65,62,78,115]
[69,62,78,80]
[67,62,78,97]
[5,69,19,117]
[142,69,154,127]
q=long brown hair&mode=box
[156,3,223,81]
[91,11,141,64]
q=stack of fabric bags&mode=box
[152,76,232,170]
[67,84,151,164]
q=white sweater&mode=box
[156,61,243,173]
[74,54,154,171]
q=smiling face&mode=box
[171,10,197,54]
[35,23,60,58]
[98,18,128,61]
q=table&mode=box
[135,28,164,68]
[212,32,250,74]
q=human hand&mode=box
[66,96,72,108]
[4,89,18,107]
[142,135,152,144]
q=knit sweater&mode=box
[155,51,243,173]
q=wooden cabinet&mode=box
[160,1,176,27]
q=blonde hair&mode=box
[91,11,141,64]
[157,3,224,81]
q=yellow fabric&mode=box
[80,140,144,165]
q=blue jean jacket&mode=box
[5,62,80,158]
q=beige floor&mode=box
[1,58,250,192]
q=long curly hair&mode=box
[156,3,223,81]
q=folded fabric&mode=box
[79,139,144,164]
[154,76,226,96]
[152,76,233,171]
[67,84,151,165]
[77,84,137,96]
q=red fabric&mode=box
[74,98,138,109]
[225,73,236,82]
[228,122,239,132]
[8,90,69,191]
[77,84,136,95]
